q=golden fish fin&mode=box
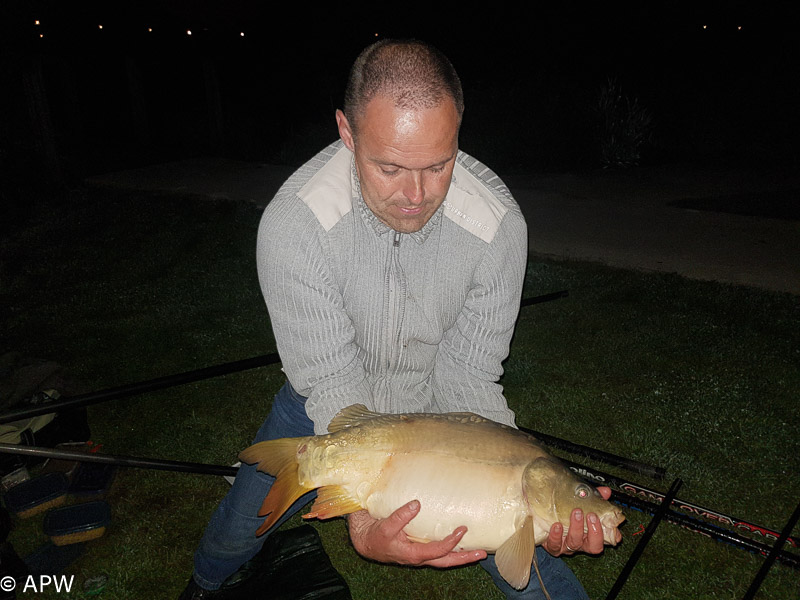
[495,515,536,591]
[238,437,309,476]
[238,438,314,536]
[254,465,313,535]
[303,485,364,520]
[327,404,382,432]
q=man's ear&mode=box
[336,109,355,152]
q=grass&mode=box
[1,186,798,599]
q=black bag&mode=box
[0,353,91,476]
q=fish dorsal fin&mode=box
[304,485,364,520]
[495,515,536,591]
[328,404,382,433]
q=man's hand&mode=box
[347,500,487,568]
[542,486,616,556]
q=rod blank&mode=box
[521,426,665,480]
[606,478,683,600]
[0,353,281,425]
[742,501,800,599]
[0,443,239,477]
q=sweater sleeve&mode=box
[432,207,527,428]
[256,195,372,435]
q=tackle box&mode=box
[42,500,111,546]
[2,472,68,518]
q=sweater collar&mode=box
[350,158,442,244]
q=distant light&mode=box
[375,33,379,37]
[39,33,44,38]
[148,27,153,33]
[738,26,742,30]
[240,32,245,37]
[703,25,707,29]
[187,29,192,36]
[34,20,40,26]
[98,24,103,30]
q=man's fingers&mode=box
[415,527,486,567]
[405,526,466,562]
[423,549,487,568]
[564,509,584,550]
[543,521,564,555]
[383,499,421,535]
[583,513,605,554]
[598,486,612,501]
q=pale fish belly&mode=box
[364,453,527,551]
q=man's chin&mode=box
[388,219,427,234]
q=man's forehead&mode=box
[357,94,459,129]
[357,97,458,149]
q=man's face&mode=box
[336,96,459,234]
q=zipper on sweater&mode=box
[385,232,406,375]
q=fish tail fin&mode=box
[238,437,314,536]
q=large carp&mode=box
[239,404,624,590]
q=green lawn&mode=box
[1,187,798,599]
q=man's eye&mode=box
[381,168,399,176]
[429,166,446,174]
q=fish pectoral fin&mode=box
[495,516,536,591]
[238,438,313,536]
[303,485,364,520]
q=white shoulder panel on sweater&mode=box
[443,161,508,244]
[297,145,354,232]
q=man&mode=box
[181,39,612,600]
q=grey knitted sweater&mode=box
[256,141,527,434]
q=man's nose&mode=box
[403,171,424,204]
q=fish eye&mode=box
[575,484,591,499]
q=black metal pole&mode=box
[0,291,568,426]
[520,290,569,307]
[520,426,665,480]
[741,501,800,599]
[606,478,683,600]
[0,353,281,425]
[0,443,239,477]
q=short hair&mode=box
[343,39,464,133]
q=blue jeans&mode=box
[192,382,588,599]
[193,381,317,590]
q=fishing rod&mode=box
[0,381,662,480]
[610,489,800,570]
[0,291,570,427]
[606,478,683,600]
[519,426,664,480]
[558,457,800,552]
[0,353,281,425]
[0,307,666,484]
[0,443,239,477]
[741,501,800,599]
[2,443,797,571]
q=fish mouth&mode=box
[601,509,626,545]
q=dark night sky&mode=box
[1,1,798,175]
